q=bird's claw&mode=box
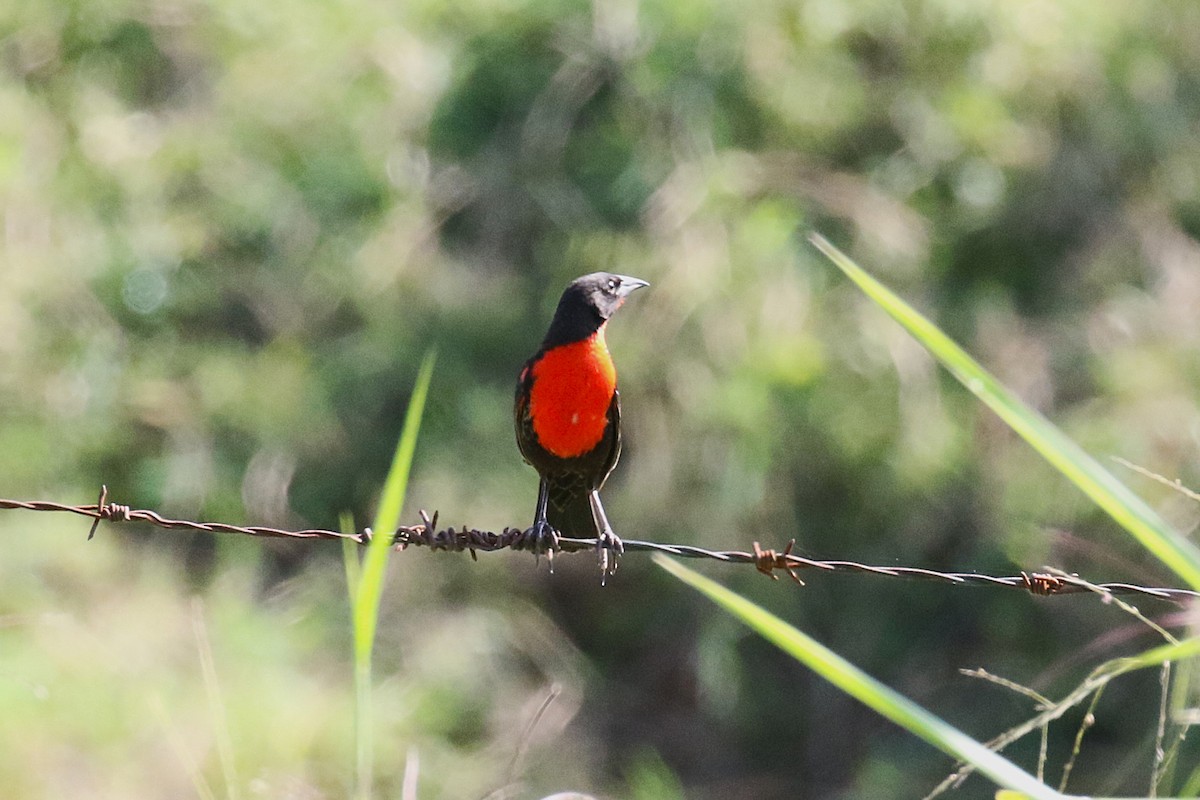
[596,530,623,585]
[524,520,561,571]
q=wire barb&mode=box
[1022,571,1067,596]
[3,488,1199,603]
[753,540,805,585]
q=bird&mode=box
[514,271,649,579]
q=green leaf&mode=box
[348,347,437,800]
[809,234,1200,590]
[656,555,1062,798]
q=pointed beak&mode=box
[615,276,650,298]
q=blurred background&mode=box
[2,0,1200,797]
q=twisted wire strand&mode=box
[3,488,1197,604]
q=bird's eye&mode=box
[606,277,621,293]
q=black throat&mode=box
[542,295,605,349]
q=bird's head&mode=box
[543,272,650,346]
[569,272,650,320]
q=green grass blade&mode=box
[1106,636,1200,674]
[356,347,437,654]
[809,234,1200,590]
[341,511,361,601]
[350,348,437,800]
[1005,638,1199,800]
[656,555,1062,799]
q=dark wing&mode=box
[595,387,622,490]
[513,359,538,467]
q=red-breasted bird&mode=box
[514,272,649,578]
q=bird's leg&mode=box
[526,479,560,564]
[589,490,623,583]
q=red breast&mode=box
[528,324,616,458]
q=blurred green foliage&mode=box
[2,0,1200,797]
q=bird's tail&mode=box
[546,481,599,538]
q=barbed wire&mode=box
[3,486,1199,604]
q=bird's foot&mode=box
[523,519,561,571]
[596,529,624,585]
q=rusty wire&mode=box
[3,487,1199,604]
